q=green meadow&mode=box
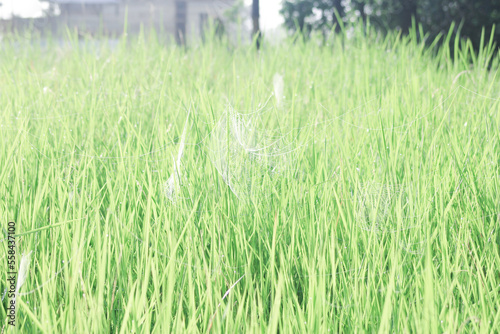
[1,27,500,332]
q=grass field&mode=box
[1,26,500,333]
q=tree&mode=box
[398,0,417,34]
[418,0,500,49]
[252,0,261,48]
[280,0,345,38]
[280,0,500,50]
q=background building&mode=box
[0,0,236,42]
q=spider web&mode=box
[354,182,407,233]
[207,103,296,201]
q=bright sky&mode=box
[0,0,48,19]
[244,0,284,30]
[0,0,284,30]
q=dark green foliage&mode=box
[280,0,344,36]
[418,0,500,49]
[280,0,500,49]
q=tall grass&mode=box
[0,26,499,333]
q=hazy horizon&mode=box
[0,0,284,31]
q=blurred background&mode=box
[0,0,498,48]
